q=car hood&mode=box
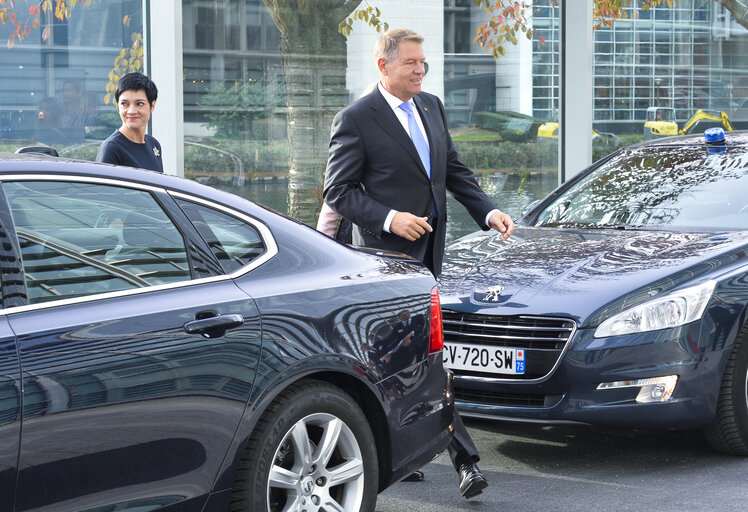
[439,227,748,327]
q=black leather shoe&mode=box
[402,470,425,482]
[458,463,488,499]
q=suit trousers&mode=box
[424,221,480,471]
[448,407,480,470]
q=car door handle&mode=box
[184,314,245,335]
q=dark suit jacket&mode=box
[323,87,496,275]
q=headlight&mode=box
[594,280,716,338]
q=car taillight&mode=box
[429,286,443,353]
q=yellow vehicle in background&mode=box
[537,122,561,138]
[644,107,734,139]
[537,122,615,140]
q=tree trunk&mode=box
[717,0,748,30]
[262,1,358,225]
[280,33,347,225]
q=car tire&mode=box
[229,379,379,511]
[705,330,748,456]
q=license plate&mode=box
[443,343,525,375]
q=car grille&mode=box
[442,310,575,384]
[442,311,574,351]
[454,387,545,407]
[454,388,558,408]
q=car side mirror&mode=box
[16,146,59,157]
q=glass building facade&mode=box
[0,1,143,146]
[1,1,746,237]
[532,1,748,132]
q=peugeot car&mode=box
[439,130,748,455]
[0,150,452,511]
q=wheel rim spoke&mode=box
[327,457,364,486]
[313,417,343,467]
[288,419,313,466]
[269,465,300,489]
[280,494,303,512]
[321,498,346,512]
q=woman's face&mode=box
[118,89,155,134]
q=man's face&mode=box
[379,41,426,102]
[62,82,81,103]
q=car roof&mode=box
[0,151,191,185]
[629,129,748,149]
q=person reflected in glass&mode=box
[59,78,86,142]
[97,73,163,173]
[35,97,65,145]
[370,309,426,374]
[83,91,101,128]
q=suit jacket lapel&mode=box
[367,89,430,179]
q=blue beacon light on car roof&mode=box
[704,127,726,144]
[704,127,726,154]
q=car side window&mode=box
[175,199,265,274]
[4,180,191,304]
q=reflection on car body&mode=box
[0,152,453,511]
[440,130,748,456]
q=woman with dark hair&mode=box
[96,72,163,172]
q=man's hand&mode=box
[488,210,514,241]
[391,211,433,241]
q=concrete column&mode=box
[148,0,184,177]
[559,0,593,182]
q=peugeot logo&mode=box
[483,285,504,302]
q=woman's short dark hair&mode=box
[114,73,158,104]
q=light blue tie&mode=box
[399,101,431,178]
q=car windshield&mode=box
[535,144,748,230]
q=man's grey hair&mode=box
[374,28,424,62]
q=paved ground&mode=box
[376,418,748,512]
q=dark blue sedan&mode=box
[0,151,452,511]
[439,130,748,455]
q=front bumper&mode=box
[453,323,731,430]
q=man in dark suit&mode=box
[324,27,514,500]
[323,29,513,276]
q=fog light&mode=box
[596,375,678,403]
